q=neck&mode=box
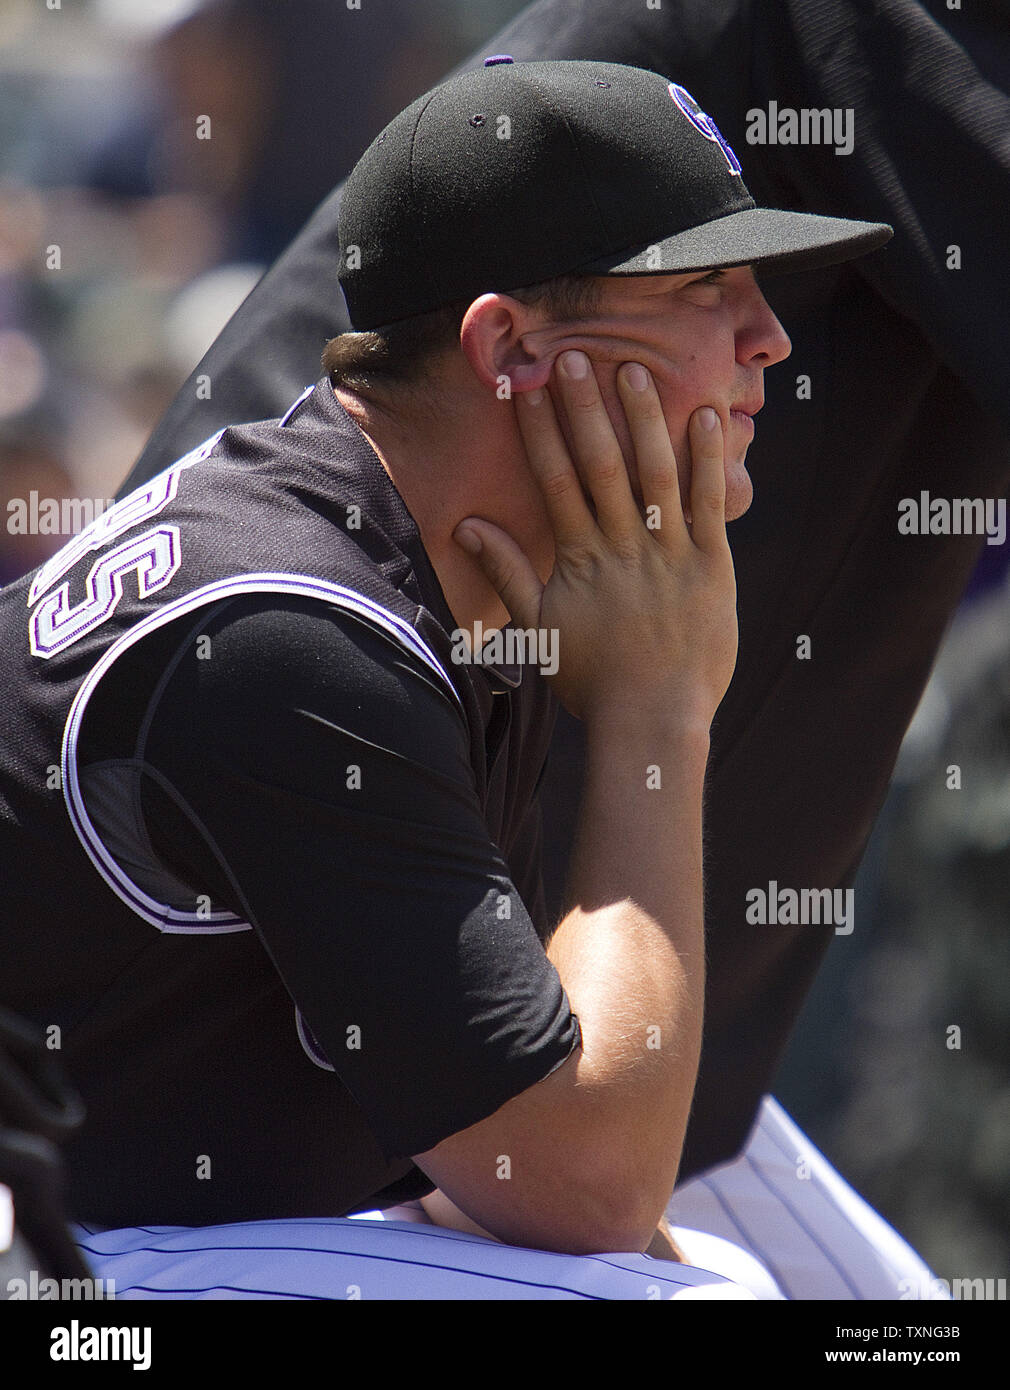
[333,382,520,642]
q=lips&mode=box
[729,398,761,436]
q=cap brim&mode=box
[575,206,893,278]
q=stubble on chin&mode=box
[723,456,754,522]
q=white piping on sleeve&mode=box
[62,573,463,935]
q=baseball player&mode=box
[78,0,1010,1303]
[121,3,1010,1225]
[4,58,926,1298]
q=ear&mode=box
[459,294,555,396]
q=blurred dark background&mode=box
[0,0,531,584]
[1,0,1006,1287]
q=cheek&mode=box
[656,355,713,417]
[652,325,734,404]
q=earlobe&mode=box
[508,359,555,393]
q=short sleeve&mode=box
[137,594,581,1158]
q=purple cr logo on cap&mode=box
[668,82,742,176]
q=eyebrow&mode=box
[680,264,758,285]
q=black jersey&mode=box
[1,380,579,1227]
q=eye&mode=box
[695,269,727,286]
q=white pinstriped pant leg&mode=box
[665,1096,950,1300]
[74,1218,762,1300]
[71,1096,946,1300]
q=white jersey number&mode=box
[30,527,182,659]
[26,429,225,660]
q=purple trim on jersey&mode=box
[295,1008,336,1073]
[279,384,314,426]
[31,526,182,658]
[61,573,465,938]
[27,430,224,607]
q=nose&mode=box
[737,280,792,368]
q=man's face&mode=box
[526,266,792,524]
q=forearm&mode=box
[416,365,734,1255]
[545,704,710,1231]
[419,1192,687,1263]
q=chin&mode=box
[725,457,754,522]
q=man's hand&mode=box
[454,351,737,728]
[419,1187,498,1240]
[646,1218,687,1263]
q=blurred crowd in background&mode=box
[0,0,526,583]
[1,0,1007,1288]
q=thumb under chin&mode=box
[453,522,483,555]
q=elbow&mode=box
[552,1120,677,1254]
[562,1170,666,1256]
[485,1162,667,1257]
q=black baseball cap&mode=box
[338,57,892,331]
